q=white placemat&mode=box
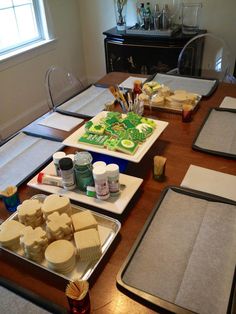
[57,85,114,117]
[181,165,236,201]
[219,96,236,109]
[38,112,83,131]
[0,286,51,314]
[0,132,63,190]
[119,76,147,89]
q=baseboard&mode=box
[0,101,48,140]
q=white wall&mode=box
[1,0,235,139]
[78,0,236,82]
[0,0,86,139]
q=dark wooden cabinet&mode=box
[103,28,206,75]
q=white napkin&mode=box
[181,165,236,201]
[219,96,236,109]
[38,112,83,131]
[119,76,147,89]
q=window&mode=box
[0,0,50,57]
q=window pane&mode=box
[0,0,12,9]
[15,5,39,41]
[13,0,32,5]
[0,9,19,50]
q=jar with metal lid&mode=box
[74,151,94,191]
[59,157,76,191]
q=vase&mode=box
[114,0,127,31]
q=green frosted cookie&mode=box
[141,117,156,128]
[136,123,154,137]
[88,123,105,135]
[78,133,109,146]
[116,138,139,155]
[104,137,119,151]
[127,128,146,142]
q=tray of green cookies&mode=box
[63,111,168,163]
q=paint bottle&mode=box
[92,166,110,200]
[53,151,66,176]
[106,164,120,196]
[59,157,76,190]
[37,172,63,187]
[74,151,94,191]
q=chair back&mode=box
[45,66,84,110]
[177,33,231,81]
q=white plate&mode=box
[27,161,143,215]
[62,111,168,163]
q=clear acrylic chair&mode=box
[45,65,84,111]
[169,33,233,82]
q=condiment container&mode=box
[106,164,120,196]
[37,172,63,187]
[74,152,94,191]
[59,157,76,190]
[92,166,110,200]
[53,151,66,176]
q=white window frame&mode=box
[0,0,56,71]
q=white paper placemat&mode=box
[119,76,147,89]
[57,85,114,117]
[38,112,83,131]
[219,96,236,109]
[181,165,236,201]
[0,132,63,190]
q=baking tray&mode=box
[1,203,121,282]
[146,93,201,114]
[147,73,218,97]
[63,111,168,163]
[117,186,236,314]
[192,108,236,159]
[27,161,143,215]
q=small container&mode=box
[66,280,90,314]
[0,186,20,212]
[67,154,75,162]
[74,152,94,191]
[92,167,110,200]
[53,151,66,176]
[182,104,193,122]
[59,157,76,191]
[106,164,120,196]
[86,186,96,198]
[37,172,63,187]
[93,161,107,169]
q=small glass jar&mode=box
[53,151,66,176]
[59,157,76,191]
[74,152,94,191]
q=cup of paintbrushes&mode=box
[65,280,90,314]
[0,186,20,212]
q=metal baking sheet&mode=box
[117,186,236,314]
[146,93,201,114]
[1,203,121,282]
[147,73,218,97]
[192,108,236,159]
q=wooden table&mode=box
[1,72,236,313]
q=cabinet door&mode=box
[105,40,184,75]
